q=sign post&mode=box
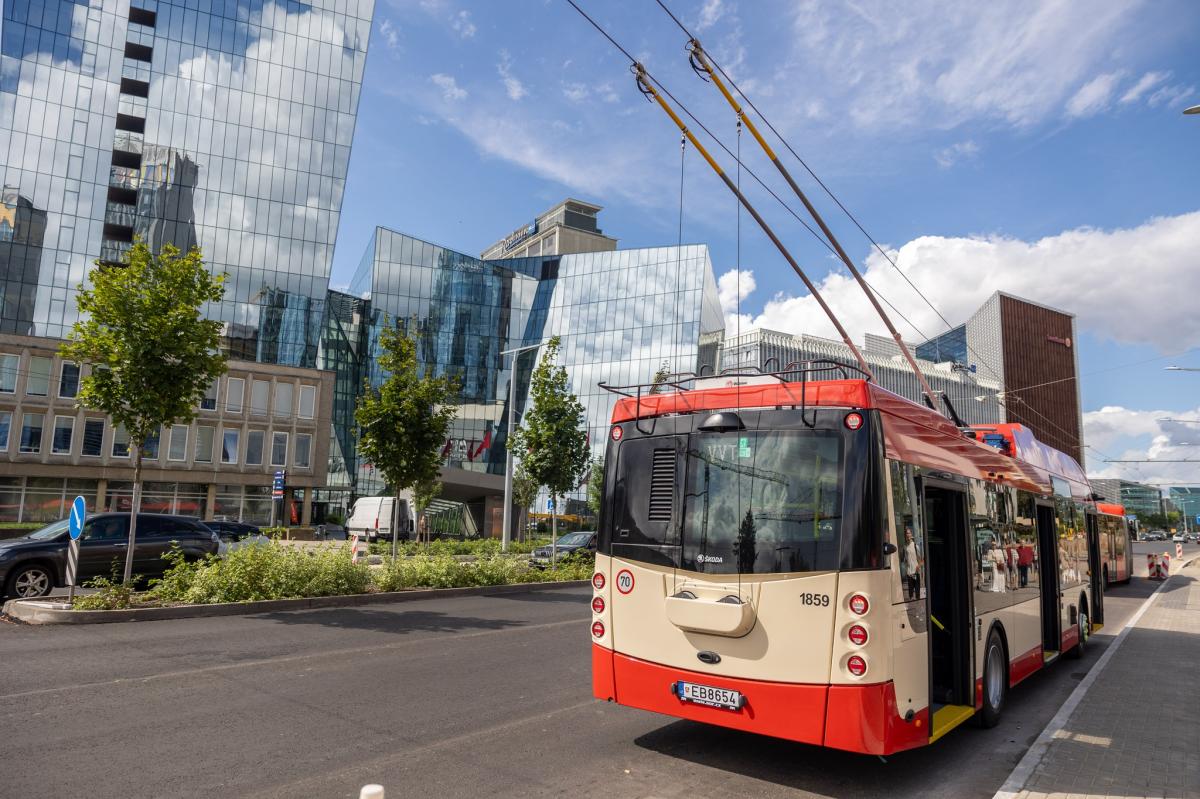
[271,470,286,528]
[66,495,86,605]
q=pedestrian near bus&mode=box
[1018,541,1034,587]
[901,527,922,600]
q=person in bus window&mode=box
[1017,540,1034,588]
[901,526,922,600]
[989,540,1007,592]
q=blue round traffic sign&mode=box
[69,495,87,540]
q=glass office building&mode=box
[344,227,725,507]
[0,0,374,360]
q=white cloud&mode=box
[430,73,467,101]
[728,211,1200,351]
[451,9,476,39]
[497,50,526,101]
[717,269,756,314]
[934,139,979,168]
[378,18,400,50]
[697,0,726,32]
[1148,82,1197,110]
[1120,71,1169,104]
[782,1,1144,130]
[1084,405,1200,484]
[562,82,589,103]
[1065,72,1124,118]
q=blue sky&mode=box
[331,0,1200,485]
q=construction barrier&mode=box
[1161,553,1171,577]
[1177,543,1184,560]
[1147,553,1166,580]
[350,534,369,565]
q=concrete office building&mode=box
[719,329,1005,426]
[0,1,374,522]
[480,199,618,260]
[917,292,1085,464]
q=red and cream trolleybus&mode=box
[590,366,1101,755]
[1091,502,1133,586]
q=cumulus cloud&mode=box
[451,9,476,38]
[430,73,467,101]
[497,50,526,101]
[1066,72,1124,118]
[696,0,726,32]
[1120,71,1169,104]
[726,211,1200,351]
[1084,405,1200,484]
[378,18,400,50]
[562,82,589,103]
[934,139,979,168]
[717,269,756,314]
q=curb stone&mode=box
[1,580,590,625]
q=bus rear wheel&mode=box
[979,629,1007,728]
[1068,601,1089,660]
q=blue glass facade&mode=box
[916,324,968,365]
[343,228,725,495]
[0,0,374,360]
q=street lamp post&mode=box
[500,342,547,552]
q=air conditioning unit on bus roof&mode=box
[693,374,786,390]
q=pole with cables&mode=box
[632,64,875,380]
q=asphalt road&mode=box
[0,574,1165,799]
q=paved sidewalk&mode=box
[1011,562,1200,799]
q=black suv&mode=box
[201,520,262,542]
[0,513,219,599]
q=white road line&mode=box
[991,564,1191,799]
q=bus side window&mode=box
[1014,492,1038,595]
[889,461,924,604]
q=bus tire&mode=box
[1067,598,1089,660]
[979,628,1007,728]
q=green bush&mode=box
[152,542,371,604]
[367,537,552,557]
[73,576,139,610]
[374,551,594,591]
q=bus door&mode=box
[1085,514,1105,624]
[922,483,974,722]
[1035,502,1060,657]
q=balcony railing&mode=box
[113,131,144,155]
[104,202,137,228]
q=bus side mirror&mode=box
[882,542,897,556]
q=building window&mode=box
[81,419,104,456]
[270,431,288,466]
[226,377,244,413]
[201,379,218,410]
[298,385,315,419]
[294,433,311,468]
[143,427,160,459]
[52,416,74,454]
[273,382,293,418]
[194,426,214,463]
[59,363,80,398]
[0,411,10,451]
[221,429,239,464]
[251,380,269,416]
[20,413,43,453]
[0,354,18,392]
[27,357,51,396]
[168,424,188,461]
[112,425,130,458]
[245,430,264,466]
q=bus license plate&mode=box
[677,681,743,711]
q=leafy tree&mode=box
[355,322,458,557]
[512,465,540,543]
[586,455,605,518]
[509,337,589,563]
[734,509,757,574]
[61,241,227,584]
[649,360,673,394]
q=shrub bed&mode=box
[367,537,551,557]
[71,541,592,609]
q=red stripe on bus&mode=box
[1061,625,1079,652]
[824,683,929,755]
[1009,646,1043,687]
[608,652,828,746]
[592,644,615,702]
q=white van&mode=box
[347,495,414,541]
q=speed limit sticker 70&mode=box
[616,569,635,594]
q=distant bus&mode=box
[1093,503,1133,585]
[591,367,1100,755]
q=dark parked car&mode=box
[201,520,262,542]
[0,513,219,599]
[530,531,597,567]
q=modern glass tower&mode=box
[342,227,725,521]
[0,0,374,362]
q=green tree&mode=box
[512,465,540,543]
[61,241,226,584]
[509,337,589,564]
[586,455,605,519]
[355,322,458,557]
[649,360,673,394]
